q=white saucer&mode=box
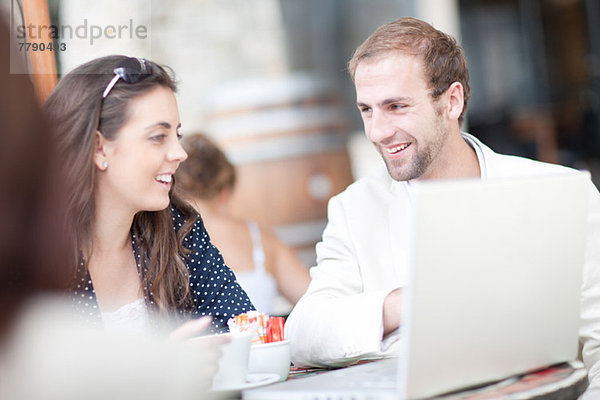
[211,373,280,395]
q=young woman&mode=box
[176,134,310,315]
[44,55,254,334]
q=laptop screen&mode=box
[400,173,589,398]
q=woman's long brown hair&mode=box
[44,55,197,314]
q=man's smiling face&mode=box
[355,52,450,182]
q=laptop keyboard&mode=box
[243,358,400,400]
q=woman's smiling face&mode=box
[95,85,187,215]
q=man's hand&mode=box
[383,288,402,337]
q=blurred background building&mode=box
[6,0,600,268]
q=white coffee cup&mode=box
[211,333,253,390]
[248,339,291,382]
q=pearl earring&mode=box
[102,161,108,169]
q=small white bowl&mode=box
[248,340,290,382]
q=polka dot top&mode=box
[72,206,255,333]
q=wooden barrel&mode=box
[205,73,354,266]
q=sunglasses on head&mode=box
[102,57,154,98]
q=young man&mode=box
[285,17,600,394]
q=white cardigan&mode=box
[286,134,600,393]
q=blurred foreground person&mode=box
[0,13,68,343]
[176,133,310,314]
[0,21,226,400]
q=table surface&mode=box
[283,360,588,399]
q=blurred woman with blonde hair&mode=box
[177,133,310,314]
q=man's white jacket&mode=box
[285,134,600,392]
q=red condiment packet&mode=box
[266,316,285,343]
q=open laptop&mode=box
[244,172,590,400]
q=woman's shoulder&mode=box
[169,204,208,248]
[170,204,202,230]
[170,203,195,223]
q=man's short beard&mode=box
[383,106,448,182]
[384,149,434,181]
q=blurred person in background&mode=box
[0,19,225,400]
[43,55,254,335]
[176,133,310,314]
